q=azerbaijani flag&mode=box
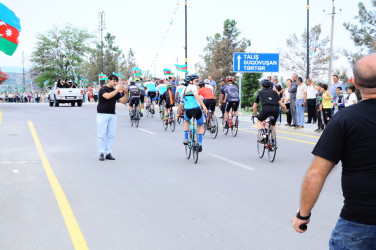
[0,3,21,56]
[163,68,173,75]
[43,80,49,86]
[133,67,142,75]
[175,64,187,71]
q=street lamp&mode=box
[98,11,106,74]
[306,0,310,80]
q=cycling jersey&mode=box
[136,82,145,95]
[198,87,215,100]
[183,84,200,110]
[223,84,240,102]
[255,89,280,106]
[145,82,156,92]
[156,84,167,95]
[128,85,140,97]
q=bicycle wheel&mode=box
[192,130,199,164]
[222,118,229,135]
[231,115,238,137]
[135,111,140,127]
[146,107,150,117]
[268,128,277,162]
[160,105,164,119]
[163,114,168,131]
[203,115,208,135]
[257,129,265,158]
[130,110,134,126]
[185,130,192,159]
[177,116,181,124]
[170,111,176,132]
[150,107,154,118]
[210,114,218,139]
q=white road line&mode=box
[138,128,156,135]
[209,153,255,171]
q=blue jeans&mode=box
[296,99,305,126]
[97,113,117,155]
[329,217,376,250]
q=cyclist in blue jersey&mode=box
[175,82,186,119]
[221,76,240,129]
[182,74,207,152]
[145,81,157,112]
[156,80,168,113]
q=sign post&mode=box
[233,53,280,112]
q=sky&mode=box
[0,0,368,80]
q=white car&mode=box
[48,83,83,107]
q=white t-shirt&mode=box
[307,85,318,99]
[283,87,290,104]
[345,93,358,107]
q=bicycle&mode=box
[163,107,176,132]
[204,112,218,139]
[130,102,140,127]
[252,115,277,162]
[146,102,155,118]
[222,103,238,137]
[159,100,165,120]
[185,118,199,164]
[177,107,184,124]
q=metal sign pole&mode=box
[239,73,242,112]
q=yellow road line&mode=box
[238,128,317,145]
[28,121,88,250]
[0,110,3,127]
[250,125,320,139]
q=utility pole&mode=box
[184,0,188,78]
[99,11,106,74]
[328,0,336,89]
[306,0,310,80]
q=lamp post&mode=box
[184,0,188,77]
[99,11,106,74]
[306,0,310,80]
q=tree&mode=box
[30,24,94,88]
[195,19,251,82]
[240,73,263,111]
[86,33,129,83]
[343,1,376,64]
[279,24,333,82]
[124,48,138,79]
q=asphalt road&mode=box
[0,102,343,250]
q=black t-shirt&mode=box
[97,86,121,114]
[312,99,376,225]
[255,89,280,106]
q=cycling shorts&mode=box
[140,94,145,103]
[225,101,239,112]
[204,99,216,112]
[147,91,156,101]
[184,107,204,126]
[257,105,279,125]
[129,96,140,107]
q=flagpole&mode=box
[306,0,310,80]
[185,0,188,78]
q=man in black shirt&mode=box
[292,54,376,248]
[253,79,286,134]
[97,74,128,161]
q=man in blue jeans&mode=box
[97,74,128,161]
[292,53,376,249]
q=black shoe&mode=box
[99,154,105,161]
[198,145,202,152]
[305,121,311,124]
[284,123,290,126]
[105,154,115,160]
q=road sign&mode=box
[233,53,279,73]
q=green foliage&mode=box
[279,24,332,82]
[195,19,251,83]
[343,1,376,63]
[30,24,94,88]
[240,73,262,109]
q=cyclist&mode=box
[145,81,157,113]
[156,80,167,113]
[135,78,145,117]
[164,83,175,125]
[198,82,216,116]
[128,80,141,119]
[175,81,186,119]
[221,76,240,129]
[182,74,208,152]
[253,79,287,142]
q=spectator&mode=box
[321,83,332,127]
[275,84,283,124]
[295,77,307,128]
[306,78,318,123]
[313,82,324,132]
[93,86,99,103]
[292,53,376,248]
[288,73,299,127]
[329,74,343,99]
[282,79,292,126]
[332,87,345,114]
[208,75,217,94]
[272,75,283,91]
[344,85,357,107]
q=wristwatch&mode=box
[296,210,311,220]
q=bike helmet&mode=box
[130,80,136,85]
[135,78,140,82]
[189,74,199,81]
[261,79,272,88]
[226,76,234,82]
[198,82,205,88]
